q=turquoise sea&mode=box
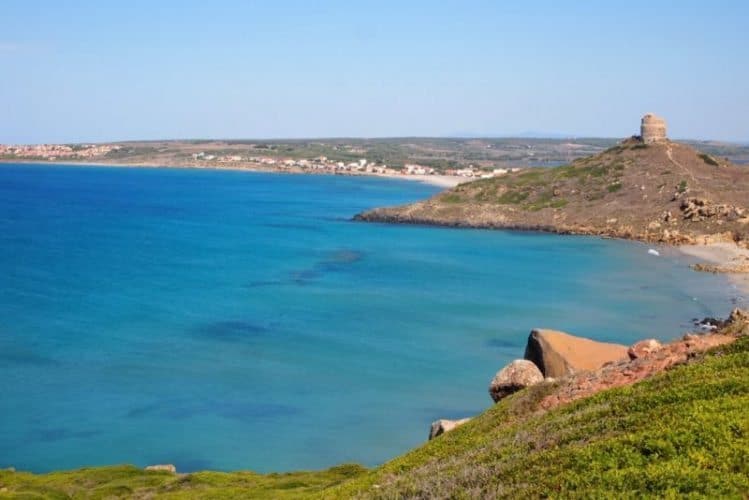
[0,163,742,473]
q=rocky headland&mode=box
[356,118,749,298]
[356,120,749,251]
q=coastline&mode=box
[0,159,466,188]
[678,242,749,295]
[1,159,748,494]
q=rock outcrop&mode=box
[145,464,176,474]
[722,308,749,336]
[428,418,471,440]
[524,329,629,378]
[627,339,662,360]
[539,328,738,411]
[679,197,746,222]
[489,359,544,402]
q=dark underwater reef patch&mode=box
[244,249,366,288]
[261,222,324,232]
[289,248,366,285]
[126,399,301,421]
[0,349,59,366]
[244,280,285,289]
[32,427,101,443]
[192,320,271,342]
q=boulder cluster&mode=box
[489,329,629,403]
[428,310,749,440]
[430,329,630,439]
[679,197,746,222]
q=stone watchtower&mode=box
[640,113,667,144]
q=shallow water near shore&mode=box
[0,163,740,473]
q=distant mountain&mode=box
[446,130,577,139]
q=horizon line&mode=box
[3,135,747,146]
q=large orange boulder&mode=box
[524,329,629,378]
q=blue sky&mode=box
[1,1,747,143]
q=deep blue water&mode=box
[0,163,742,473]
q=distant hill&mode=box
[446,130,576,139]
[357,138,749,246]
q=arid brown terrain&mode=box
[356,138,749,247]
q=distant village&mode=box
[0,143,120,161]
[0,143,522,179]
[191,151,522,179]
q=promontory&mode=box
[356,114,749,248]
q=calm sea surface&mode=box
[0,163,741,473]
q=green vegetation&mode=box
[496,189,530,204]
[446,157,627,212]
[0,463,366,499]
[699,153,720,166]
[678,180,688,194]
[607,181,623,193]
[441,193,463,204]
[333,336,749,498]
[4,337,747,498]
[104,146,159,159]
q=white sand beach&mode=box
[379,173,469,188]
[2,159,467,189]
[679,242,749,294]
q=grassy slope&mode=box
[2,337,748,498]
[0,464,366,499]
[335,336,749,498]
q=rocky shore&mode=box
[429,308,749,440]
[679,242,749,294]
[357,137,749,298]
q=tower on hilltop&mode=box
[641,113,667,143]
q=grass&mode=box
[441,193,463,204]
[333,335,749,498]
[450,157,627,213]
[699,153,720,166]
[4,336,748,498]
[0,463,366,499]
[678,180,688,194]
[607,181,623,193]
[496,190,530,204]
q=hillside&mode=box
[356,139,749,246]
[2,322,748,498]
[334,335,749,498]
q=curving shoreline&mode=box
[679,242,749,294]
[0,159,466,188]
[1,153,748,495]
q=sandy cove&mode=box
[678,242,749,295]
[0,159,468,188]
